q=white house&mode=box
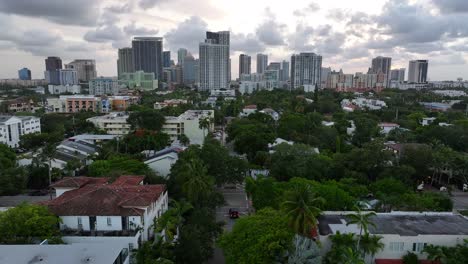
[318,212,468,264]
[241,105,257,117]
[378,122,400,134]
[87,112,131,135]
[162,110,214,145]
[44,176,168,252]
[421,117,437,126]
[144,147,184,178]
[0,115,41,148]
[259,108,280,121]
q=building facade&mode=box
[0,116,41,148]
[239,54,251,77]
[162,110,214,145]
[89,77,120,95]
[199,31,230,91]
[45,56,63,84]
[117,48,134,79]
[119,71,158,90]
[65,60,97,83]
[18,68,31,80]
[183,55,198,85]
[256,54,268,74]
[58,69,79,85]
[291,52,322,89]
[371,56,392,85]
[408,60,429,83]
[87,112,131,135]
[177,48,188,66]
[162,51,171,68]
[280,60,290,82]
[390,68,405,82]
[132,37,163,80]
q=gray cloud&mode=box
[84,25,126,43]
[164,16,208,54]
[106,2,134,13]
[432,0,468,13]
[231,33,265,53]
[139,0,166,9]
[0,0,101,26]
[293,2,320,16]
[256,9,287,46]
[124,22,159,36]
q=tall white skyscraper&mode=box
[291,53,322,89]
[256,54,268,74]
[408,60,428,83]
[199,31,230,91]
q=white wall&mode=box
[142,191,168,241]
[62,234,140,251]
[60,215,142,232]
[55,187,77,197]
[145,154,177,178]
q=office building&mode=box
[177,48,188,66]
[163,51,171,68]
[290,53,322,89]
[256,54,268,74]
[370,56,392,85]
[408,60,429,83]
[117,48,134,79]
[390,68,406,82]
[183,55,198,85]
[89,77,120,95]
[48,84,81,95]
[18,68,31,80]
[132,37,163,80]
[57,69,78,85]
[45,56,63,84]
[280,61,290,82]
[65,60,97,83]
[119,71,158,90]
[239,54,251,77]
[199,31,230,91]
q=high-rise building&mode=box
[239,54,251,77]
[371,56,392,86]
[267,62,281,71]
[280,61,290,82]
[117,48,134,78]
[390,68,405,82]
[408,60,428,83]
[45,57,62,84]
[163,51,171,68]
[183,55,199,85]
[65,60,97,82]
[290,53,322,89]
[45,57,62,71]
[18,68,31,80]
[58,69,79,85]
[199,31,230,91]
[132,37,163,80]
[321,67,331,88]
[177,48,188,66]
[256,54,268,74]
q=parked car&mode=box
[229,208,239,219]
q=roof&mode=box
[379,123,400,127]
[50,177,109,188]
[145,146,183,161]
[111,175,144,186]
[244,104,257,109]
[42,184,166,216]
[0,243,126,264]
[318,213,468,236]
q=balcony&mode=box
[61,228,139,237]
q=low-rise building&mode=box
[0,115,41,148]
[48,84,81,95]
[241,105,257,117]
[119,71,158,91]
[51,139,100,169]
[44,176,168,252]
[421,117,437,126]
[154,99,188,110]
[259,108,279,121]
[378,122,400,134]
[318,212,468,264]
[162,110,214,145]
[144,147,184,178]
[3,97,39,113]
[104,96,140,112]
[87,112,131,135]
[341,98,387,111]
[89,77,120,95]
[432,90,467,97]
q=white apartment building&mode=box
[89,77,120,95]
[162,110,214,145]
[48,84,81,95]
[87,112,131,135]
[0,116,41,148]
[318,212,468,264]
[154,99,188,110]
[199,31,230,91]
[45,176,168,252]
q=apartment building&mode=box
[0,115,41,148]
[162,110,214,145]
[87,112,131,135]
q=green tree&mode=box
[0,203,61,244]
[199,116,213,138]
[352,116,379,146]
[325,232,356,264]
[178,158,214,206]
[128,108,166,131]
[281,184,323,238]
[155,200,193,241]
[219,208,295,264]
[402,252,418,264]
[359,233,384,263]
[346,207,376,249]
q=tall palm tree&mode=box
[281,184,324,238]
[342,247,365,264]
[181,158,213,205]
[39,143,58,199]
[346,206,377,249]
[198,116,212,138]
[359,233,384,262]
[422,244,447,264]
[155,200,193,241]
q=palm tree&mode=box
[286,234,322,264]
[65,159,81,177]
[359,233,384,263]
[198,116,212,138]
[342,247,365,264]
[39,143,58,199]
[181,158,213,205]
[155,200,193,241]
[346,206,376,249]
[422,244,447,264]
[281,184,324,238]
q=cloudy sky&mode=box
[0,0,467,81]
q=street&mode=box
[208,185,249,264]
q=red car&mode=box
[229,208,239,219]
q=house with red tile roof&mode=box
[43,176,168,252]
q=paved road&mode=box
[451,191,468,210]
[208,185,249,264]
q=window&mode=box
[77,217,83,229]
[413,243,427,252]
[107,217,112,226]
[389,242,404,252]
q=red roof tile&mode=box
[112,175,145,186]
[50,177,109,188]
[42,184,166,216]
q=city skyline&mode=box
[0,0,467,80]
